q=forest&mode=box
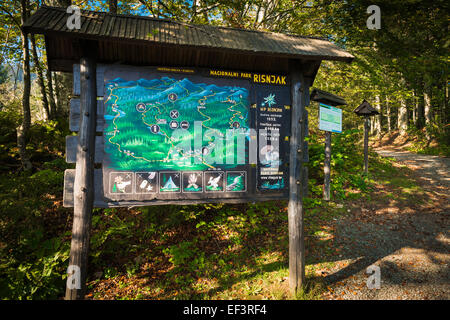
[0,0,448,301]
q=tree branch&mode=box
[0,4,21,29]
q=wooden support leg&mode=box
[288,61,307,295]
[364,116,369,175]
[323,131,331,200]
[302,111,309,198]
[65,51,97,300]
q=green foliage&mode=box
[0,65,9,84]
[28,119,70,162]
[0,239,70,300]
[0,118,72,299]
[163,241,199,268]
[0,162,71,299]
[0,107,71,170]
[307,128,372,200]
[406,125,450,157]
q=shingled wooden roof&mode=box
[310,88,347,106]
[24,6,354,73]
[354,100,380,116]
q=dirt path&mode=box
[375,149,450,193]
[321,148,449,300]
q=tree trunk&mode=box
[412,90,417,126]
[30,34,50,121]
[47,68,58,118]
[374,95,382,136]
[445,78,449,129]
[386,96,391,133]
[424,81,432,139]
[398,97,408,135]
[417,89,425,129]
[54,72,60,110]
[369,117,375,136]
[17,0,32,170]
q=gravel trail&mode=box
[375,149,450,191]
[322,149,449,300]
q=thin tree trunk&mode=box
[424,81,432,139]
[47,68,57,117]
[417,89,425,129]
[369,117,374,136]
[398,97,408,135]
[424,79,432,126]
[412,90,417,126]
[17,0,32,170]
[386,96,391,133]
[375,95,382,136]
[54,72,64,113]
[439,82,445,128]
[445,78,449,129]
[30,34,50,121]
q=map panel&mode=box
[103,75,250,172]
[101,66,291,202]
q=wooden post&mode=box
[302,110,309,198]
[363,116,369,175]
[65,42,97,300]
[323,131,331,200]
[288,60,307,294]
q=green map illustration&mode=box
[103,76,250,171]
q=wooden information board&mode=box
[65,64,295,207]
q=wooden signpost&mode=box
[288,61,308,291]
[354,100,380,175]
[65,41,98,300]
[310,89,346,201]
[24,6,353,299]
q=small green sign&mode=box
[319,103,342,133]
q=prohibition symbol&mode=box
[170,109,179,119]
